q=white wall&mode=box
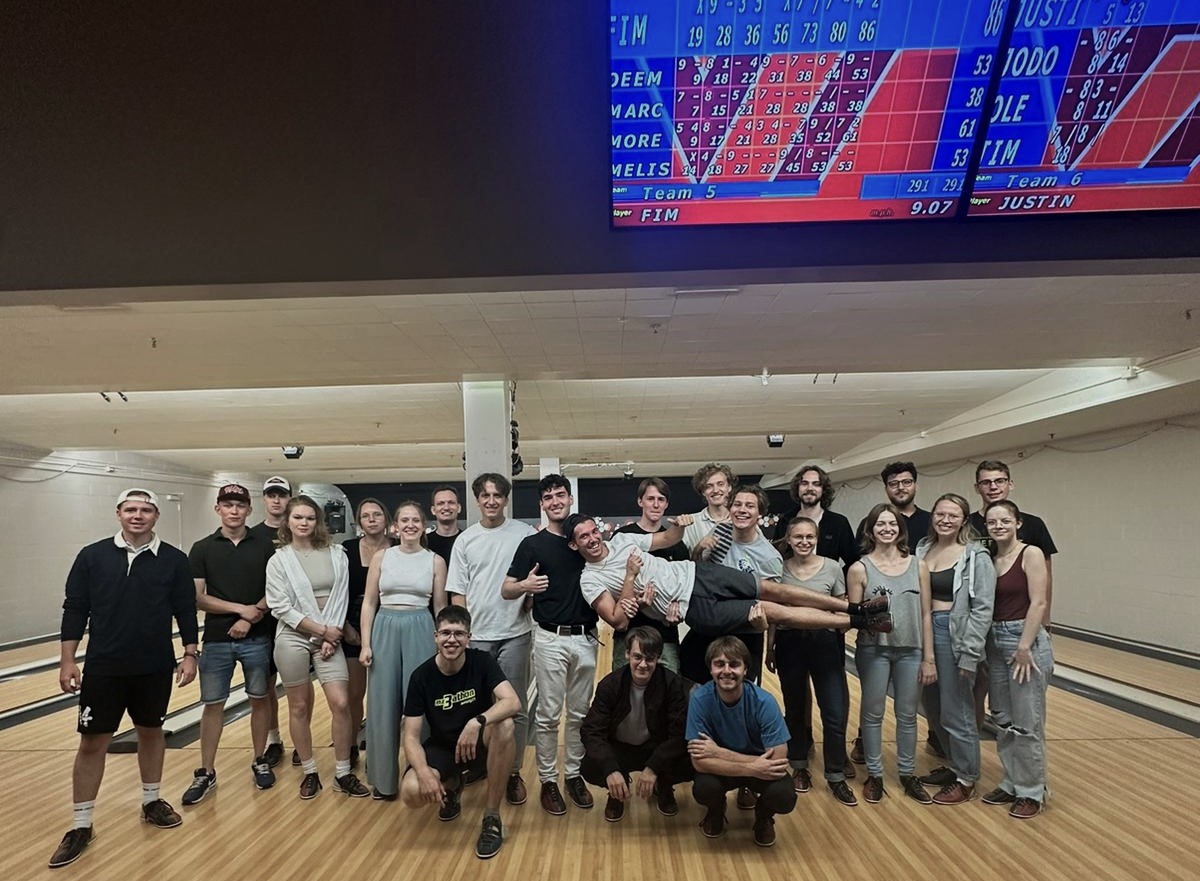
[0,446,261,645]
[829,417,1200,653]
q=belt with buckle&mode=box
[538,623,591,636]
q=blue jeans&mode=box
[198,635,272,703]
[774,629,848,781]
[855,643,922,777]
[987,620,1053,800]
[923,611,980,783]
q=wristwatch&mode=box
[475,714,487,727]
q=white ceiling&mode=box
[1,271,1197,484]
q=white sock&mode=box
[335,759,351,778]
[302,758,318,775]
[142,782,160,805]
[267,729,282,745]
[72,801,95,830]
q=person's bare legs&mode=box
[285,684,313,761]
[756,601,853,631]
[323,681,353,762]
[759,581,852,612]
[482,719,516,813]
[72,733,112,803]
[135,725,166,785]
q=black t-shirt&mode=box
[426,529,460,565]
[404,648,507,747]
[613,522,687,642]
[341,537,394,625]
[189,528,276,642]
[507,529,595,627]
[969,510,1058,558]
[856,506,932,555]
[249,521,282,548]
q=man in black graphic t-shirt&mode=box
[402,607,519,859]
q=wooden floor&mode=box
[4,631,1199,881]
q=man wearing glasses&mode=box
[968,460,1057,626]
[855,462,931,554]
[580,626,692,822]
[401,606,520,860]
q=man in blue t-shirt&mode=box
[686,636,796,848]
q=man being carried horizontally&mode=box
[565,514,892,638]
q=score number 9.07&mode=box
[910,200,955,216]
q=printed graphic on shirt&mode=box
[78,706,93,729]
[434,688,478,711]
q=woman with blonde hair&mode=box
[914,493,995,804]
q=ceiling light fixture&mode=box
[760,367,770,386]
[671,286,741,297]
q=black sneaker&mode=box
[828,780,858,807]
[334,772,370,798]
[48,827,93,868]
[299,772,322,800]
[655,784,678,816]
[291,749,301,767]
[900,774,933,804]
[849,737,865,764]
[181,768,216,806]
[919,766,956,786]
[252,756,276,790]
[565,775,593,809]
[263,742,284,768]
[141,799,183,828]
[371,787,397,801]
[476,814,503,859]
[439,784,462,821]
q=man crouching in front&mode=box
[686,636,796,847]
[401,606,520,859]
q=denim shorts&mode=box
[198,635,272,703]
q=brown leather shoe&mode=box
[699,808,726,838]
[540,781,567,816]
[792,768,812,793]
[862,775,885,803]
[48,827,93,868]
[752,811,776,847]
[505,773,527,806]
[299,772,322,800]
[849,737,865,764]
[736,786,758,810]
[1009,797,1043,819]
[604,795,625,822]
[844,761,856,780]
[932,781,975,805]
[982,786,1016,805]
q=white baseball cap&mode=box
[116,488,161,510]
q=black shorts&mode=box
[76,670,174,734]
[686,563,759,634]
[414,737,488,784]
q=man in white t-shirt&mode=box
[446,472,536,807]
[565,515,891,637]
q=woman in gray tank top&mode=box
[847,503,934,806]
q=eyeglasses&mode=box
[885,478,915,489]
[976,477,1010,488]
[436,629,469,640]
[627,652,659,666]
[985,518,1015,528]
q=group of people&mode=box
[50,457,1056,868]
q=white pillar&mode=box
[463,380,512,526]
[537,456,578,527]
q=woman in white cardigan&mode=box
[266,495,369,800]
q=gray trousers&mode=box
[366,608,435,796]
[471,631,532,775]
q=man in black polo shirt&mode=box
[49,488,198,869]
[180,484,279,806]
[612,477,689,673]
[502,474,597,816]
